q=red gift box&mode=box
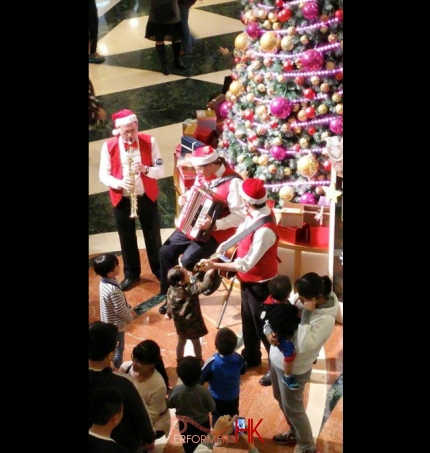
[178,165,196,192]
[309,225,329,248]
[278,225,308,244]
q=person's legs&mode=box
[113,199,141,280]
[155,42,169,75]
[172,41,186,69]
[114,331,125,369]
[176,337,187,362]
[89,0,99,55]
[179,5,192,54]
[138,195,162,279]
[190,338,202,361]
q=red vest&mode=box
[195,167,242,243]
[237,220,279,283]
[106,133,159,206]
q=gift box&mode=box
[207,94,226,120]
[273,203,304,228]
[303,204,330,226]
[196,109,217,131]
[180,136,205,156]
[175,144,182,158]
[309,225,329,248]
[278,225,308,244]
[182,118,198,134]
[183,122,198,138]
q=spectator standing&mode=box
[93,253,137,368]
[89,321,155,453]
[145,0,186,75]
[99,109,164,291]
[89,0,105,63]
[178,0,197,55]
[266,272,339,453]
[89,386,129,452]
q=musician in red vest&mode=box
[198,178,280,386]
[99,109,164,291]
[157,145,245,315]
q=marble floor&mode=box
[89,1,343,452]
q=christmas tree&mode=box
[217,0,343,208]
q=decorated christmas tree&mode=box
[217,0,343,208]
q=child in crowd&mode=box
[200,327,247,426]
[168,356,216,453]
[89,386,129,452]
[261,275,301,390]
[166,265,217,363]
[93,253,137,368]
[119,340,171,440]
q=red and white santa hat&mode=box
[239,178,267,204]
[191,146,219,166]
[111,109,138,135]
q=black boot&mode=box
[155,44,169,75]
[172,41,186,70]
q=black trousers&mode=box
[159,229,219,295]
[89,0,99,54]
[240,281,271,366]
[113,195,162,280]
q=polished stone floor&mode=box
[89,1,343,452]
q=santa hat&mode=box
[191,146,219,166]
[111,109,138,135]
[239,178,267,204]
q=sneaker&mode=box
[273,431,296,445]
[282,374,300,390]
[89,52,105,64]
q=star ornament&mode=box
[322,182,342,202]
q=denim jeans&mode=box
[114,330,125,369]
[179,5,192,54]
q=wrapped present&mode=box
[175,144,182,158]
[274,203,304,228]
[278,224,309,244]
[182,118,198,134]
[183,122,198,138]
[196,127,218,146]
[303,204,330,226]
[309,225,329,248]
[177,158,196,193]
[196,109,217,131]
[180,136,205,156]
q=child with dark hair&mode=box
[93,253,137,369]
[266,304,300,390]
[89,386,129,452]
[119,339,171,440]
[168,356,216,453]
[200,327,247,426]
[166,265,217,364]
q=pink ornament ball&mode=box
[246,22,262,39]
[301,49,324,71]
[270,97,291,119]
[219,102,229,118]
[302,1,319,20]
[329,117,343,135]
[300,192,317,204]
[270,145,288,161]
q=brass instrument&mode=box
[126,141,138,218]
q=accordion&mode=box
[175,186,226,241]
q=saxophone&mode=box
[126,141,138,218]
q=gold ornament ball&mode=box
[230,94,237,103]
[263,20,272,30]
[229,80,243,95]
[320,26,328,34]
[268,164,278,174]
[332,93,341,102]
[300,35,309,45]
[279,185,295,201]
[318,104,328,114]
[283,167,292,176]
[310,76,320,85]
[261,112,270,121]
[252,156,259,164]
[293,126,302,134]
[273,22,282,30]
[258,154,269,166]
[257,125,267,135]
[281,36,293,50]
[320,83,330,93]
[281,123,290,133]
[273,136,282,146]
[237,154,245,163]
[235,32,249,51]
[260,31,280,52]
[268,12,278,23]
[251,60,262,70]
[277,74,286,83]
[299,137,309,148]
[328,33,337,43]
[297,109,307,121]
[225,91,232,101]
[335,104,343,115]
[248,143,258,152]
[258,9,268,20]
[246,93,255,103]
[292,103,300,113]
[297,154,319,177]
[325,61,336,70]
[257,83,266,93]
[256,105,267,116]
[254,74,264,84]
[321,131,330,140]
[287,26,297,36]
[315,185,325,195]
[263,57,273,67]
